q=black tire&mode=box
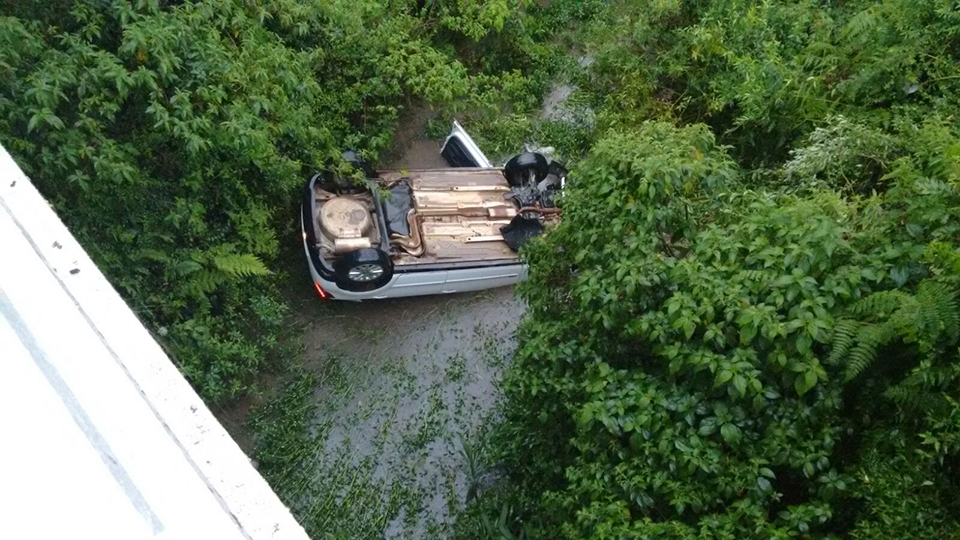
[311,170,343,194]
[334,247,393,292]
[504,152,549,187]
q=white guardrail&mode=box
[0,145,310,540]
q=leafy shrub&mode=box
[482,116,960,537]
[783,116,899,194]
[572,0,960,170]
[0,0,473,401]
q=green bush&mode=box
[467,2,960,534]
[488,116,960,537]
[0,0,473,402]
[575,0,960,170]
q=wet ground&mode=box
[292,288,522,537]
[218,83,590,535]
[277,110,527,538]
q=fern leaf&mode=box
[840,282,959,381]
[884,382,952,416]
[844,323,895,381]
[842,8,879,42]
[919,281,959,344]
[828,318,858,365]
[188,269,225,294]
[138,248,171,263]
[849,290,910,319]
[741,270,767,283]
[172,259,203,276]
[844,337,877,382]
[212,253,272,278]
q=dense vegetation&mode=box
[464,1,960,538]
[0,0,535,401]
[5,1,960,538]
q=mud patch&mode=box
[298,288,523,538]
[540,84,576,122]
[381,102,448,170]
[387,139,448,170]
[539,82,595,129]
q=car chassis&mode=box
[301,122,565,300]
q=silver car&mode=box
[301,122,565,300]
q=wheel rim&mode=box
[348,263,385,282]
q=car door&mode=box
[383,270,447,298]
[440,120,493,168]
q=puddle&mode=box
[540,84,577,121]
[539,53,596,129]
[300,288,522,537]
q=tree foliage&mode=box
[474,1,960,538]
[0,0,475,401]
[5,0,960,536]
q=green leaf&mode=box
[739,322,757,344]
[773,275,794,287]
[890,265,910,286]
[757,477,773,494]
[44,113,65,130]
[683,320,696,339]
[732,375,747,397]
[698,418,718,436]
[795,370,817,395]
[720,423,741,445]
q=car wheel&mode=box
[504,152,549,187]
[334,247,394,292]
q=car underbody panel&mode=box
[374,168,522,267]
[302,122,563,299]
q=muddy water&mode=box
[299,289,522,537]
[385,139,448,170]
[294,125,526,537]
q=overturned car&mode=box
[301,122,565,300]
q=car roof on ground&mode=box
[0,146,309,540]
